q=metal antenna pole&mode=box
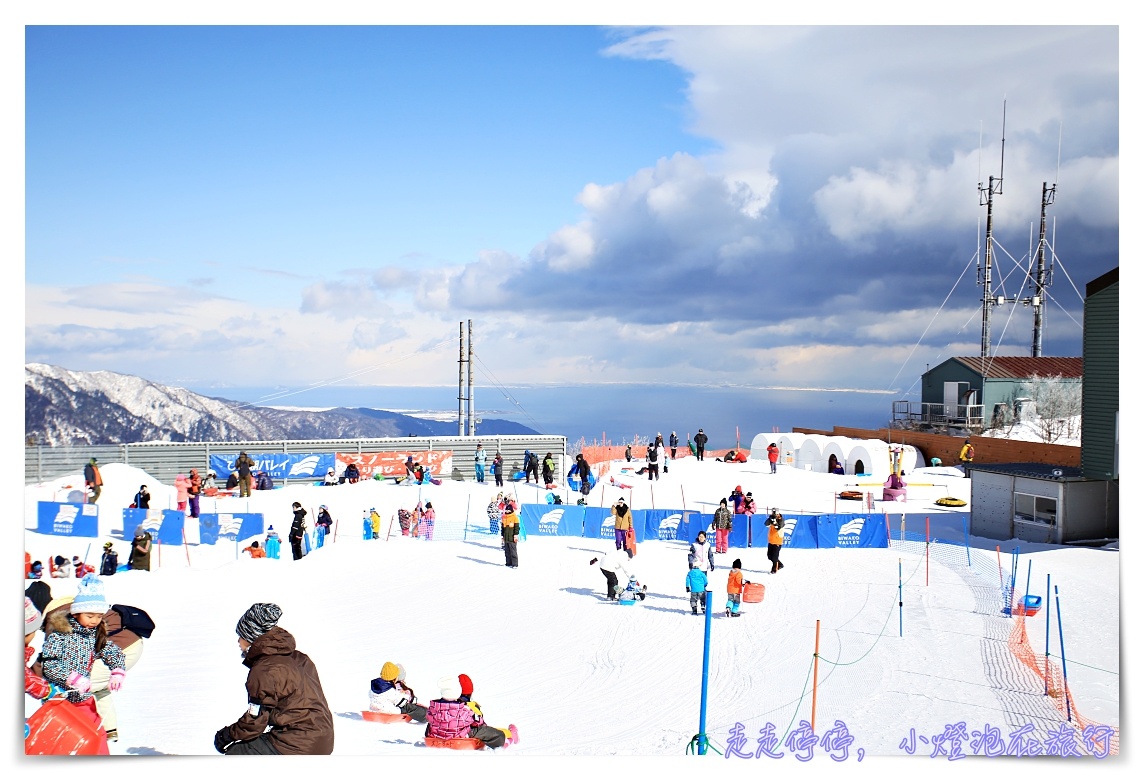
[978,100,1006,359]
[467,319,475,436]
[1030,180,1056,356]
[458,322,465,436]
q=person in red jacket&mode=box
[767,442,780,474]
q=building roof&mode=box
[971,462,1085,481]
[951,356,1084,380]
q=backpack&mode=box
[965,445,975,459]
[109,603,156,639]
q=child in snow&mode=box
[421,502,436,540]
[369,661,428,722]
[688,530,716,572]
[25,597,65,703]
[410,502,423,537]
[174,473,190,511]
[726,558,747,617]
[39,575,128,711]
[99,542,119,576]
[243,540,267,558]
[265,526,281,559]
[315,506,333,547]
[712,498,734,554]
[398,508,413,536]
[425,675,517,749]
[215,603,334,755]
[369,508,382,540]
[486,495,502,535]
[685,566,709,615]
[51,555,72,578]
[619,575,648,602]
[501,500,520,568]
[72,555,94,577]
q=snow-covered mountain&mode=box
[24,363,537,446]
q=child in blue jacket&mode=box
[685,566,709,615]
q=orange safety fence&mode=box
[579,445,740,466]
[1007,600,1119,756]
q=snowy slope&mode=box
[21,457,1121,769]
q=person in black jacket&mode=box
[235,452,255,497]
[694,429,709,461]
[100,542,119,576]
[133,485,150,509]
[289,503,307,560]
[576,454,592,495]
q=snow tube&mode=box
[425,736,484,750]
[838,491,864,501]
[935,497,967,507]
[362,711,411,723]
[742,582,766,603]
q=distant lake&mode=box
[191,383,900,451]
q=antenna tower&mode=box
[977,100,1007,359]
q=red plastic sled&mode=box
[742,582,766,603]
[425,736,485,750]
[362,711,412,723]
[25,699,109,755]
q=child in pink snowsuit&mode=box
[174,474,190,512]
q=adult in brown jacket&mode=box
[215,603,334,755]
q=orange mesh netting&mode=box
[1007,604,1119,756]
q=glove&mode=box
[66,672,91,693]
[589,558,598,566]
[214,727,232,754]
[685,586,691,593]
[109,669,126,692]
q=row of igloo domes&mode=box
[748,432,924,482]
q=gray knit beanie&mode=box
[236,602,283,643]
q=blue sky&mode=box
[18,19,1122,438]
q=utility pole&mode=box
[467,319,475,437]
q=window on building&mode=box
[1014,492,1057,526]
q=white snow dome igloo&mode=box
[795,434,831,471]
[776,433,809,467]
[748,432,776,461]
[822,437,861,475]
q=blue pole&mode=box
[698,590,713,754]
[1054,584,1072,721]
[1023,560,1033,614]
[1043,573,1051,696]
[962,515,971,567]
[898,558,903,637]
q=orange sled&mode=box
[25,698,109,755]
[362,711,412,723]
[742,582,766,603]
[425,736,485,750]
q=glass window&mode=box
[1014,492,1056,526]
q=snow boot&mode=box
[692,606,698,615]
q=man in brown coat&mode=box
[215,603,334,755]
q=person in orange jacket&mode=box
[242,541,267,559]
[726,558,747,617]
[766,512,785,574]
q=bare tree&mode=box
[1015,373,1083,443]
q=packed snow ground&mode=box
[19,454,1121,774]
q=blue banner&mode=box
[642,509,687,541]
[831,514,888,548]
[37,502,99,537]
[518,504,586,537]
[209,453,336,480]
[682,512,713,544]
[582,507,618,541]
[728,519,749,549]
[749,513,817,549]
[198,513,265,544]
[122,508,184,545]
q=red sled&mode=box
[362,710,412,723]
[742,582,766,603]
[425,736,485,750]
[25,698,109,755]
